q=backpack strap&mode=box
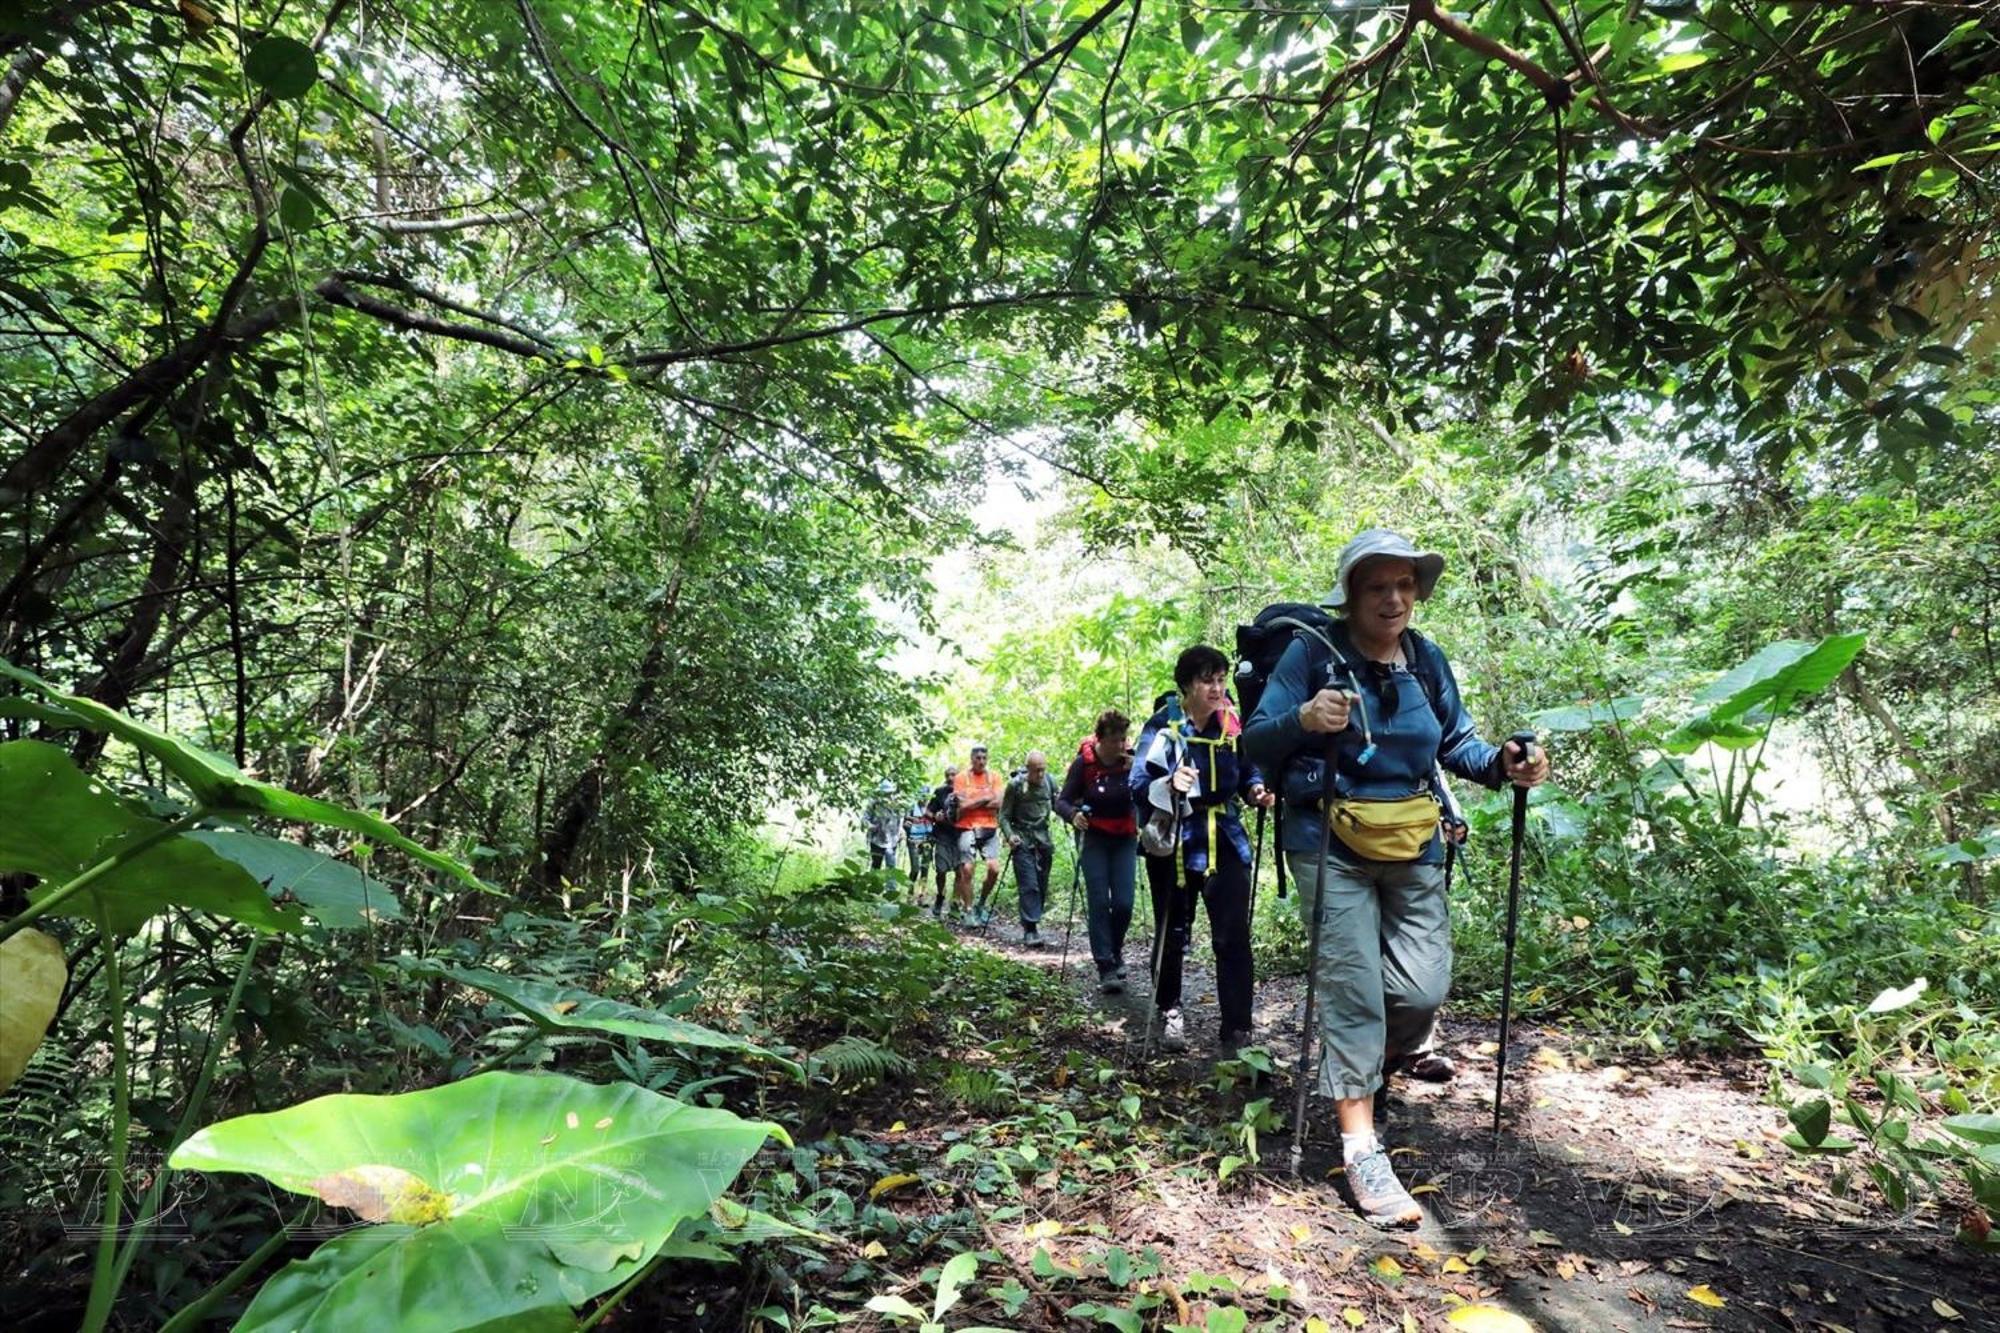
[1399,628,1450,725]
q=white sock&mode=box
[1341,1130,1378,1164]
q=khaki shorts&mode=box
[959,826,1001,864]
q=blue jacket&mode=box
[1241,622,1504,865]
[1131,702,1264,874]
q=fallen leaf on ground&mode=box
[1934,1298,1961,1320]
[1445,1305,1536,1332]
[1687,1284,1726,1308]
[868,1173,920,1199]
[1527,1229,1561,1247]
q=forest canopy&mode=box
[1,1,1997,1330]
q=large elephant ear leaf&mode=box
[0,662,486,891]
[0,740,302,935]
[169,1072,786,1331]
[403,960,801,1075]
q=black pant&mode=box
[1148,839,1253,1036]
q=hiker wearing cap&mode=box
[1133,647,1276,1055]
[864,780,903,871]
[999,751,1057,946]
[952,745,1004,924]
[1242,528,1550,1230]
[1056,710,1139,987]
[926,765,962,915]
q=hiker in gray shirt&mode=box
[998,751,1057,946]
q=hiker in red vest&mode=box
[1056,710,1139,992]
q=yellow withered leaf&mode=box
[868,1173,921,1199]
[1022,1218,1062,1240]
[311,1165,451,1225]
[0,929,65,1094]
[1445,1305,1536,1332]
[1933,1298,1961,1320]
[1342,1308,1366,1328]
[1686,1284,1726,1308]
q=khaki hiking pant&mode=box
[1286,851,1449,1102]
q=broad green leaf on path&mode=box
[934,1250,977,1320]
[189,829,403,928]
[1529,697,1646,733]
[1698,634,1867,722]
[864,1294,927,1323]
[1944,1115,2000,1146]
[1865,977,1928,1014]
[1446,1306,1536,1332]
[1201,1307,1247,1333]
[244,35,318,99]
[0,928,65,1093]
[399,959,799,1074]
[0,740,301,935]
[0,664,485,891]
[1788,1098,1832,1147]
[170,1071,785,1331]
[1068,1302,1144,1333]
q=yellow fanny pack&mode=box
[1329,795,1440,862]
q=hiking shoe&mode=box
[1022,925,1042,947]
[1343,1148,1423,1230]
[1160,1007,1187,1052]
[1099,971,1125,995]
[1405,1052,1456,1082]
[1218,1028,1253,1061]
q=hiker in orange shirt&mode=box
[952,744,1004,924]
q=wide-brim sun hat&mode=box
[1325,529,1445,607]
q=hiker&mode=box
[1055,710,1138,989]
[1134,649,1275,1055]
[863,780,902,871]
[905,798,935,882]
[999,751,1057,946]
[926,765,961,915]
[1242,528,1550,1230]
[952,745,1004,924]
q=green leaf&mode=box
[244,35,318,100]
[1788,1097,1832,1147]
[0,663,485,892]
[400,959,799,1074]
[277,184,316,232]
[187,829,402,928]
[1699,634,1866,723]
[934,1250,978,1320]
[170,1072,784,1331]
[0,740,301,935]
[1530,696,1646,733]
[1944,1115,2000,1147]
[1069,1302,1142,1333]
[865,1294,928,1323]
[1104,1245,1133,1287]
[1660,716,1763,755]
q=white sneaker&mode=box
[1160,1007,1187,1052]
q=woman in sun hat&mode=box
[1243,528,1550,1229]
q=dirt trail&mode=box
[956,912,1999,1332]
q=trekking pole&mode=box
[1248,803,1267,928]
[1491,731,1538,1144]
[1289,732,1340,1175]
[1057,814,1087,981]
